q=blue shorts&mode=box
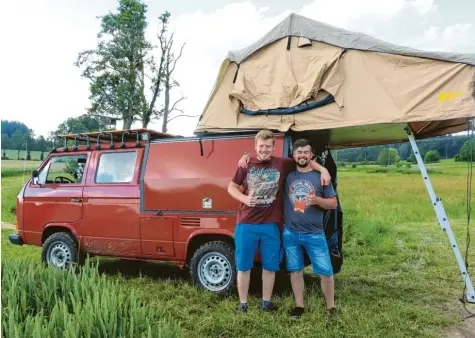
[283,227,333,276]
[234,223,282,272]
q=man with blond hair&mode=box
[228,129,331,313]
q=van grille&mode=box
[180,217,201,227]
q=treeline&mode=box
[1,116,105,160]
[332,135,474,164]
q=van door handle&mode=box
[71,198,83,204]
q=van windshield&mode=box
[37,155,88,185]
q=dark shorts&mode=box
[234,222,282,272]
[283,227,333,276]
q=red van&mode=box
[9,128,343,294]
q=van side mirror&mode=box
[31,170,42,186]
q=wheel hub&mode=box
[197,252,232,292]
[47,242,71,268]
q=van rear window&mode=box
[95,151,137,184]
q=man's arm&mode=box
[281,157,331,186]
[306,193,337,210]
[309,160,331,186]
[236,153,331,186]
[228,182,255,207]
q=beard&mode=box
[296,158,309,168]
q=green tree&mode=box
[457,140,475,161]
[53,114,102,135]
[1,120,29,138]
[11,130,24,160]
[377,147,400,166]
[75,0,151,129]
[1,134,11,158]
[38,136,46,161]
[398,143,410,160]
[356,153,364,162]
[424,150,441,163]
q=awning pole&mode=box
[405,126,475,303]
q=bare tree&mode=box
[139,12,169,128]
[137,11,197,131]
[160,31,198,133]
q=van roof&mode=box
[59,128,176,143]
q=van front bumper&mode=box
[8,234,23,246]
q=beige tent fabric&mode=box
[230,38,344,111]
[196,40,475,146]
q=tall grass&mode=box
[1,259,181,338]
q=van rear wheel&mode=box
[189,241,236,296]
[42,232,79,269]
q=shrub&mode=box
[1,169,26,178]
[424,150,441,163]
[352,163,357,168]
[1,259,181,338]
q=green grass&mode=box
[2,158,475,337]
[2,149,44,160]
[1,258,181,337]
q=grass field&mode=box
[2,149,44,160]
[2,158,475,337]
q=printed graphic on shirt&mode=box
[247,167,280,206]
[289,179,315,213]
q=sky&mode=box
[1,0,474,137]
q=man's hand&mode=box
[238,153,251,168]
[306,191,337,210]
[244,188,256,207]
[320,168,331,186]
[306,191,319,206]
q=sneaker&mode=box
[326,307,338,317]
[261,302,278,313]
[290,306,305,319]
[236,303,248,313]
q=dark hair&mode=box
[292,138,312,152]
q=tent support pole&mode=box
[405,126,475,303]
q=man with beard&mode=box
[228,130,331,314]
[283,138,338,319]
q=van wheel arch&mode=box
[42,226,78,245]
[186,234,234,263]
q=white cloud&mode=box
[442,23,472,39]
[409,0,437,15]
[299,0,406,26]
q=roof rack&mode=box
[51,128,177,153]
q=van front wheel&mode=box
[189,241,236,296]
[42,232,78,269]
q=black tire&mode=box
[189,241,236,296]
[41,232,79,269]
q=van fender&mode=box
[42,223,80,244]
[185,229,235,259]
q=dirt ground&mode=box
[444,311,475,338]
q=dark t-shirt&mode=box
[284,170,337,234]
[232,156,295,224]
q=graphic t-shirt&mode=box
[232,156,295,224]
[284,170,337,234]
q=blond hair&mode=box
[255,129,275,145]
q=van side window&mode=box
[38,155,88,185]
[95,151,137,184]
